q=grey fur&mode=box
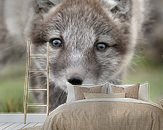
[2,0,150,111]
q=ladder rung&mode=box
[27,104,47,107]
[28,89,47,91]
[30,54,47,57]
[29,69,47,72]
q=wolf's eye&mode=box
[49,38,63,48]
[95,42,108,51]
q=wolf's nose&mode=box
[67,77,83,85]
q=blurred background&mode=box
[0,0,163,113]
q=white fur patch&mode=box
[103,0,118,10]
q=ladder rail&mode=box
[46,42,50,116]
[24,40,31,124]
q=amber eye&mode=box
[49,38,63,48]
[95,42,108,51]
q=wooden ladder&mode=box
[24,40,50,124]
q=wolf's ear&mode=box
[33,0,61,14]
[101,0,145,35]
[101,0,132,24]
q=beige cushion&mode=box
[66,82,107,103]
[84,92,125,99]
[111,83,140,99]
[74,86,102,100]
[139,83,149,101]
[108,82,149,101]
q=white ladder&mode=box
[24,40,50,124]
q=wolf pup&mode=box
[5,0,147,111]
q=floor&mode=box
[0,114,46,130]
[0,122,43,130]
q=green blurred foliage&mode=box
[0,65,24,112]
[124,55,163,102]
